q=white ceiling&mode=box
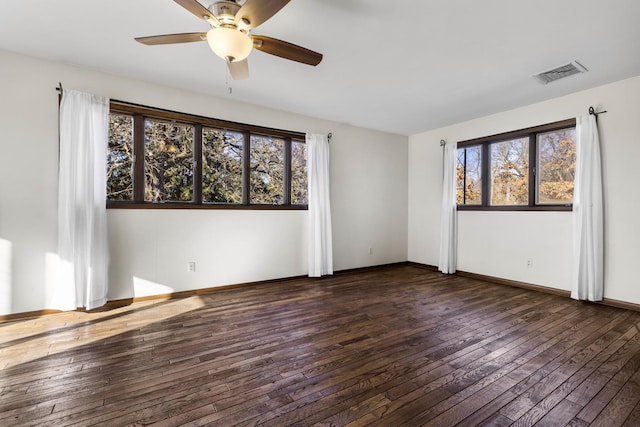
[1,0,639,136]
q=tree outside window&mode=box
[144,119,194,202]
[202,128,243,204]
[490,138,529,206]
[291,140,308,205]
[456,145,482,205]
[250,135,284,205]
[107,114,134,201]
[537,128,576,204]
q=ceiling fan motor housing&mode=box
[208,1,241,25]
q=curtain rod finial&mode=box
[589,106,607,117]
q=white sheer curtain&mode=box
[56,90,110,311]
[438,141,458,274]
[306,133,333,277]
[571,114,604,301]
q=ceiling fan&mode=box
[135,0,323,80]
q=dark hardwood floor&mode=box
[2,264,640,426]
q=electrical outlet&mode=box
[526,259,533,268]
[369,247,373,255]
[187,261,196,273]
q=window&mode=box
[456,145,482,205]
[202,128,243,204]
[536,128,576,204]
[107,114,134,201]
[106,102,307,209]
[144,119,194,202]
[456,119,576,210]
[291,140,308,205]
[250,135,285,205]
[490,137,529,206]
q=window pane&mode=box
[291,140,308,205]
[144,119,194,202]
[456,146,482,205]
[202,128,243,203]
[250,135,284,205]
[490,138,529,206]
[107,114,134,201]
[537,128,576,204]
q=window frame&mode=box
[107,101,308,210]
[457,118,576,212]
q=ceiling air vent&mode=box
[533,61,588,84]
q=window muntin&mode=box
[490,137,529,206]
[536,128,576,205]
[107,114,134,201]
[456,119,576,210]
[106,102,307,209]
[202,128,243,204]
[144,119,194,202]
[456,145,482,205]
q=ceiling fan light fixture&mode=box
[206,27,252,62]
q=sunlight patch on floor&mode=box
[0,295,205,369]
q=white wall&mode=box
[408,76,640,303]
[0,49,408,315]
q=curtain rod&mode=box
[57,84,331,142]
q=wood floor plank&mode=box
[575,342,640,424]
[496,311,624,421]
[567,325,640,406]
[503,313,635,425]
[588,365,640,427]
[1,264,639,426]
[621,400,640,427]
[533,398,583,427]
[510,319,640,427]
[399,309,603,425]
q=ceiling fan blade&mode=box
[235,0,290,29]
[174,0,220,25]
[251,35,323,66]
[227,58,249,80]
[135,32,207,45]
